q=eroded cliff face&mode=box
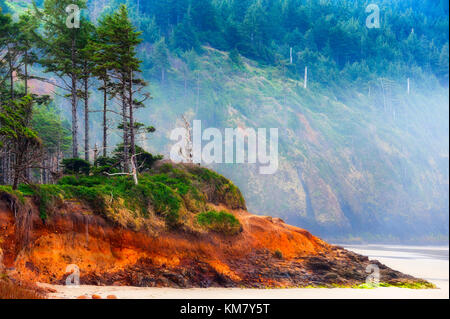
[0,199,431,289]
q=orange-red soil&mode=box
[0,200,428,289]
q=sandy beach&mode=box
[39,245,449,299]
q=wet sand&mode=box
[39,245,449,299]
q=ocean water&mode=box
[343,244,449,293]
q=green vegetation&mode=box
[301,282,436,289]
[0,185,25,204]
[382,281,437,290]
[352,281,436,289]
[12,164,244,234]
[190,166,246,210]
[273,249,283,260]
[108,0,449,88]
[1,0,448,240]
[62,159,91,175]
[0,96,42,190]
[1,1,156,189]
[196,210,242,236]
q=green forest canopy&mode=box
[108,0,449,87]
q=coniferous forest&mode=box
[0,0,449,242]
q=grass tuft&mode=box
[196,210,242,236]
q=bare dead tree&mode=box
[179,115,194,163]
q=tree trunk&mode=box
[13,151,24,190]
[84,63,89,162]
[12,174,19,190]
[24,49,28,96]
[7,153,11,185]
[122,86,129,173]
[196,72,200,112]
[9,53,14,99]
[102,82,108,158]
[129,71,136,172]
[71,34,79,159]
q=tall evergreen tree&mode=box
[0,9,12,97]
[16,12,40,96]
[153,37,170,83]
[0,96,42,189]
[78,18,95,161]
[171,12,200,51]
[33,0,88,159]
[0,12,19,99]
[85,24,113,158]
[94,5,150,177]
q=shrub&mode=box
[146,181,181,228]
[0,185,25,204]
[94,156,118,167]
[188,167,246,210]
[7,164,246,233]
[58,175,106,187]
[112,144,163,172]
[136,151,164,171]
[196,210,242,236]
[62,158,91,175]
[274,249,283,259]
[159,163,174,173]
[19,184,65,220]
[60,185,106,216]
[93,156,120,175]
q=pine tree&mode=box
[0,9,12,97]
[16,12,40,96]
[78,18,95,162]
[171,12,200,51]
[32,101,72,183]
[0,12,19,99]
[33,0,88,159]
[94,5,150,178]
[190,0,218,32]
[153,37,170,83]
[0,96,43,189]
[85,18,115,158]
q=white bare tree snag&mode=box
[380,78,387,112]
[105,153,141,185]
[304,66,308,89]
[93,144,99,164]
[180,115,194,163]
[131,155,138,185]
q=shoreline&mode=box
[38,283,449,300]
[39,244,449,300]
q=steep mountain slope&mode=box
[3,0,448,242]
[132,47,449,242]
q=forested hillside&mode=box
[1,0,448,242]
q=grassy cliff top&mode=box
[7,162,246,233]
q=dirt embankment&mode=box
[0,198,431,289]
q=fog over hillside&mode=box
[2,0,448,242]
